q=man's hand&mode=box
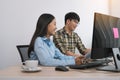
[84,49,91,55]
[66,51,81,57]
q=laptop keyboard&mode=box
[68,59,112,69]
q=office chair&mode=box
[16,45,29,65]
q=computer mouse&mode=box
[55,66,69,72]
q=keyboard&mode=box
[68,59,112,69]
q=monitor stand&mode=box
[96,48,120,72]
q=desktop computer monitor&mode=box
[91,12,120,72]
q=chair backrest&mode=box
[16,45,29,64]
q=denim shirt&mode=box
[30,37,75,66]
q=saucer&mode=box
[21,65,42,72]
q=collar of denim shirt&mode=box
[41,36,52,47]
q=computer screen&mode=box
[91,12,120,72]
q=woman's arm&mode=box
[34,37,75,66]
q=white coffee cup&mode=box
[24,60,38,69]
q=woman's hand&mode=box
[75,56,92,65]
[75,56,85,65]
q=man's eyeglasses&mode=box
[72,19,80,25]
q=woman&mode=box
[28,13,85,66]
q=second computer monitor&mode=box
[91,12,120,59]
[91,12,120,72]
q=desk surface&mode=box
[0,65,120,80]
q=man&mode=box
[53,12,91,58]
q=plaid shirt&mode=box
[53,27,86,55]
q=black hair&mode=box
[65,12,80,24]
[28,13,55,56]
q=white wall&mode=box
[0,0,109,69]
[109,0,120,17]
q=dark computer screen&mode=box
[91,12,120,71]
[91,12,120,59]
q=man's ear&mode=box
[66,19,71,25]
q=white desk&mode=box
[0,65,120,80]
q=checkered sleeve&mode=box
[75,33,86,55]
[53,32,67,54]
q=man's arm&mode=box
[66,51,81,57]
[53,32,81,57]
[53,32,67,54]
[53,38,81,57]
[75,33,87,55]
